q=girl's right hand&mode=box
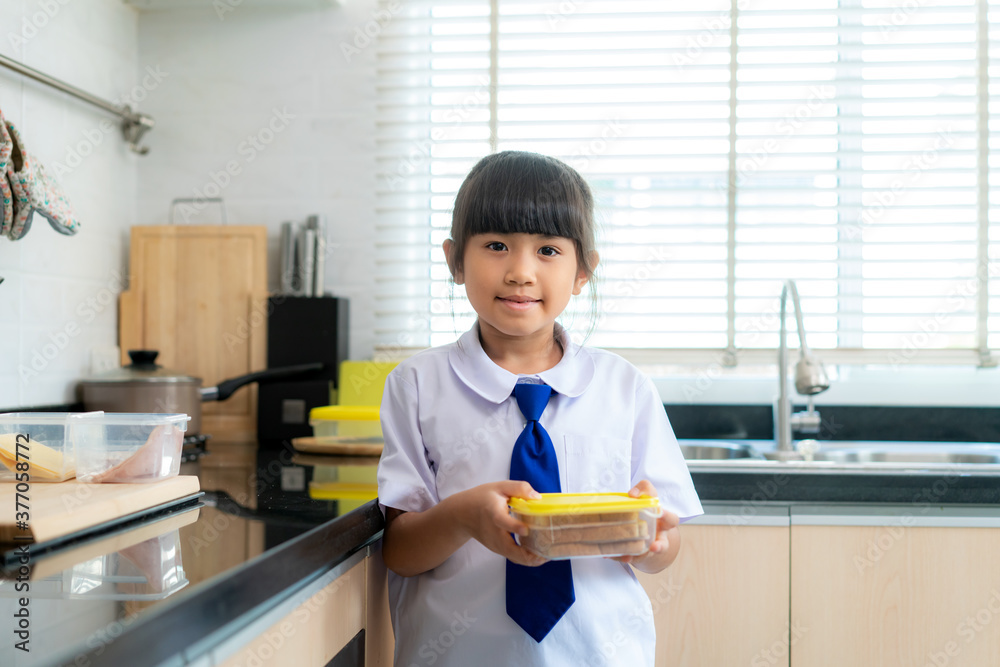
[454,481,548,567]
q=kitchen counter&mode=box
[4,437,1000,667]
[0,441,385,667]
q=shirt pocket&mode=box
[563,435,632,493]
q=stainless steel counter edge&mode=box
[688,502,790,526]
[788,503,1000,527]
[686,460,1000,475]
[693,500,1000,527]
[50,500,385,667]
[688,467,1000,504]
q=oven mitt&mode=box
[0,119,12,237]
[4,120,80,240]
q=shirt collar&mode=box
[448,321,596,403]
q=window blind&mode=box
[375,0,999,368]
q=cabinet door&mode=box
[366,541,394,667]
[218,559,366,667]
[791,525,1000,666]
[635,524,790,666]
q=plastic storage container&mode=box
[509,493,661,560]
[309,405,382,443]
[75,413,190,483]
[0,520,194,600]
[0,412,104,482]
[0,412,190,483]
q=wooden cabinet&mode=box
[120,225,268,441]
[791,523,1000,666]
[365,543,395,667]
[635,515,791,666]
[214,541,394,667]
[206,504,1000,667]
[639,504,1000,667]
[218,559,367,667]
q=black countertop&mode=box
[0,442,385,667]
[685,438,1000,505]
[3,438,1000,667]
[690,467,1000,505]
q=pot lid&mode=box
[82,350,203,384]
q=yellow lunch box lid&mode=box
[309,405,381,422]
[308,481,379,501]
[508,492,660,515]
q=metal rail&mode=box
[0,53,154,154]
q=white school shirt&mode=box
[377,323,703,667]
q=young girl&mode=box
[377,151,702,666]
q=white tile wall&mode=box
[136,2,379,362]
[0,1,379,409]
[0,0,139,409]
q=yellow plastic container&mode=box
[338,361,398,406]
[308,405,382,443]
[509,493,661,560]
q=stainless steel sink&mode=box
[761,442,1000,465]
[807,448,1000,465]
[678,438,1000,467]
[678,440,763,461]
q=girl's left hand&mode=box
[611,480,680,568]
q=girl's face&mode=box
[446,232,591,347]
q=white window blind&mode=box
[375,0,1000,368]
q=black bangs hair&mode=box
[447,151,597,280]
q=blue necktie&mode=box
[506,382,575,642]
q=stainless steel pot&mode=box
[79,350,325,434]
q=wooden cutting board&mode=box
[0,475,201,544]
[291,436,383,457]
[119,225,268,441]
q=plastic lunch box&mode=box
[508,492,661,560]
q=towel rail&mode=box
[0,53,154,154]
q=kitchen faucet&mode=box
[774,279,831,459]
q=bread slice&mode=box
[600,539,648,555]
[542,542,604,558]
[530,520,648,547]
[521,511,615,527]
[540,538,649,559]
